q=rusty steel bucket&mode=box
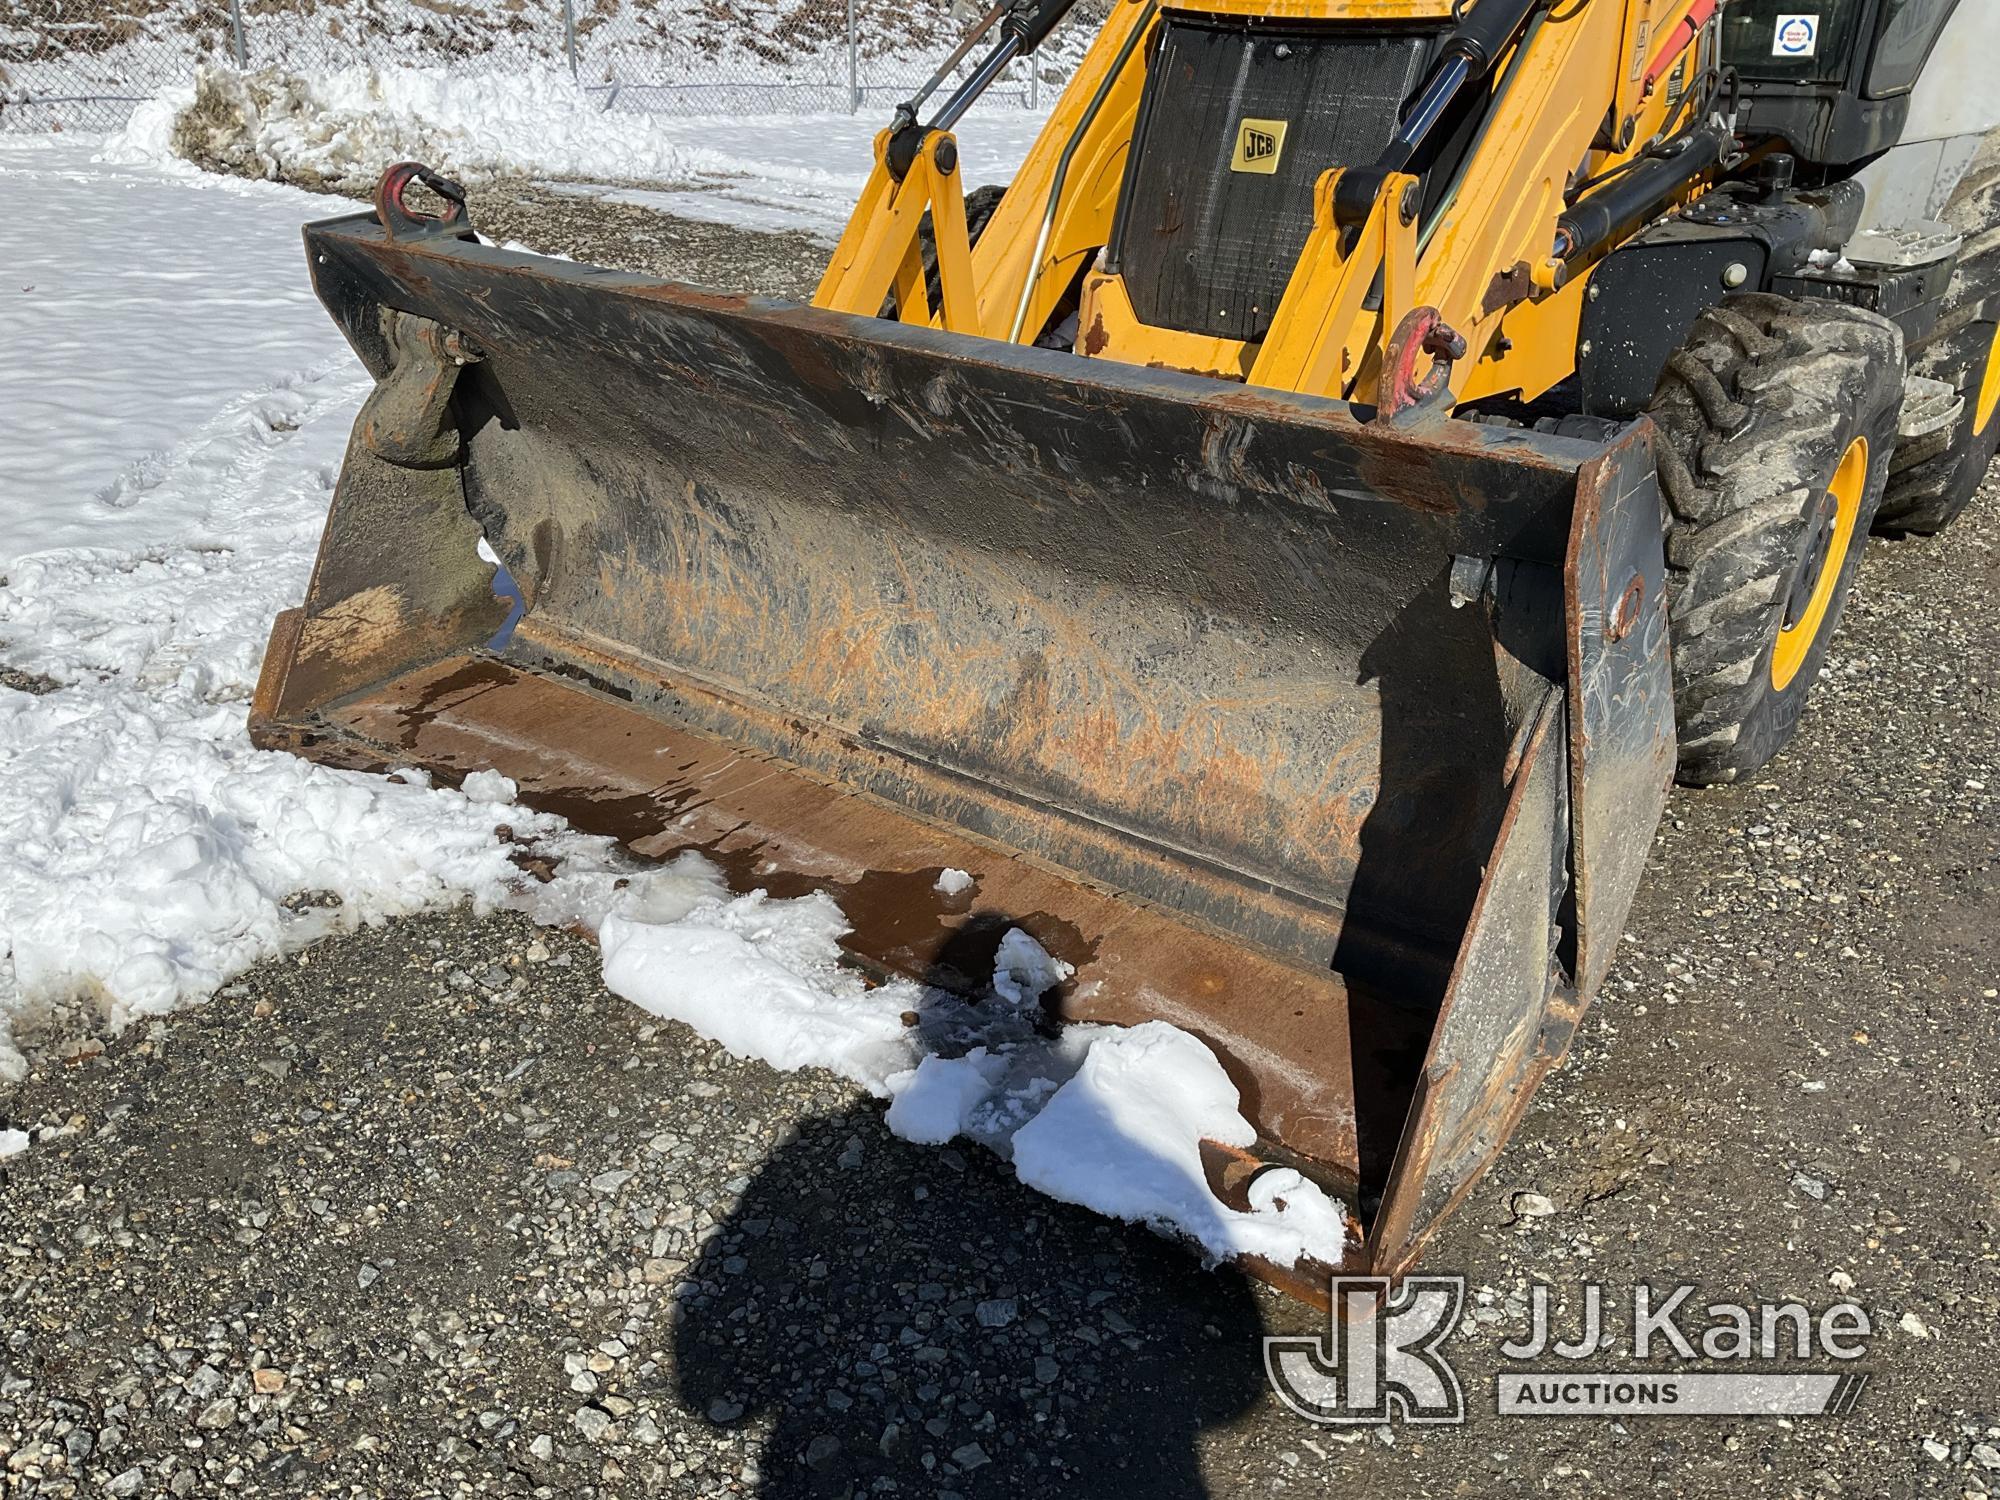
[251,181,1676,1295]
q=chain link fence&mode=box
[0,0,1073,132]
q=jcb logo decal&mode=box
[1231,117,1288,175]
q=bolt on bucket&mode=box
[254,183,1675,1297]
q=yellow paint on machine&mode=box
[1770,436,1868,693]
[811,0,1728,413]
[1975,322,2000,437]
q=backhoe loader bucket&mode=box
[253,195,1677,1293]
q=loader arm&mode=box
[1253,0,1700,403]
[814,0,1158,338]
[816,0,1724,411]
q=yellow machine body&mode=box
[813,0,1713,409]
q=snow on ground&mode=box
[0,139,342,563]
[0,129,1351,1269]
[0,135,636,1079]
[599,899,1355,1266]
[108,65,1054,239]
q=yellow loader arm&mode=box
[816,0,1728,411]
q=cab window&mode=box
[1866,0,1954,95]
[1720,0,1866,84]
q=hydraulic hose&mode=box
[895,0,1010,130]
[1417,1,1546,255]
[1336,0,1543,226]
[929,0,1081,131]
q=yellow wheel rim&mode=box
[1771,435,1868,693]
[1975,322,2000,438]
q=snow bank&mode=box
[600,906,1356,1268]
[104,65,1053,237]
[1011,1023,1357,1268]
[601,890,923,1094]
[111,67,699,192]
[0,360,640,1077]
[0,144,346,566]
[884,1048,1009,1145]
[8,0,1014,136]
[991,925,1074,1005]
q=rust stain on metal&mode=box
[295,585,409,668]
[1480,260,1534,318]
[624,282,758,315]
[595,508,1380,901]
[250,607,305,723]
[1607,573,1645,641]
[274,652,1378,1176]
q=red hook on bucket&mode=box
[1381,307,1467,422]
[374,161,471,241]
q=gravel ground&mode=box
[473,185,828,302]
[2,188,1996,1499]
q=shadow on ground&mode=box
[670,1109,1269,1498]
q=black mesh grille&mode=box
[1110,16,1438,343]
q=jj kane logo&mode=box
[1266,1278,1874,1425]
[1265,1278,1467,1424]
[1231,117,1288,175]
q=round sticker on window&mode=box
[1773,13,1818,56]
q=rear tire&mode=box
[1874,135,2000,534]
[1873,315,2000,535]
[1648,294,1904,786]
